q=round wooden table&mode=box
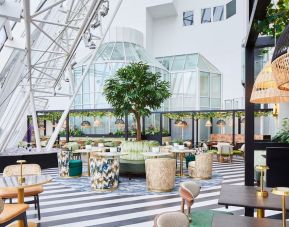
[142,152,171,159]
[170,148,195,177]
[0,174,52,227]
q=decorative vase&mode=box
[178,145,185,150]
[173,143,179,147]
[85,145,92,150]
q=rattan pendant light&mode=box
[250,62,289,103]
[271,24,289,91]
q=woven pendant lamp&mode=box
[271,24,289,91]
[250,62,289,103]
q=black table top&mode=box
[212,214,283,227]
[218,184,289,211]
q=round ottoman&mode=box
[69,160,82,177]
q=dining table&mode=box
[0,174,52,227]
[218,184,289,218]
[170,148,195,177]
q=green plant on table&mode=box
[85,139,93,145]
[172,138,184,145]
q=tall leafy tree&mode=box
[103,62,171,141]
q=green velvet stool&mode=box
[69,159,83,177]
[190,210,233,227]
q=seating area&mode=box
[1,0,289,226]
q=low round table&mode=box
[170,149,195,177]
[0,174,52,227]
[89,152,127,192]
[142,152,171,159]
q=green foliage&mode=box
[103,62,171,140]
[272,118,289,143]
[172,138,184,145]
[254,0,289,38]
[85,139,93,145]
[163,111,272,120]
[69,127,84,137]
[114,129,125,136]
[103,62,171,117]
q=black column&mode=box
[245,46,255,216]
[232,111,236,146]
[66,114,70,143]
[44,120,47,136]
[238,117,241,134]
[160,114,163,145]
[27,116,31,143]
[191,116,194,147]
[169,118,172,136]
[196,119,199,147]
[125,114,129,141]
[210,117,213,134]
[142,117,145,136]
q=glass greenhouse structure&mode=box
[157,54,222,111]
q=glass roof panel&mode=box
[110,42,125,60]
[184,54,198,70]
[99,42,115,61]
[124,42,138,61]
[171,55,186,71]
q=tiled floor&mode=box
[12,157,251,226]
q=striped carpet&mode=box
[15,157,251,227]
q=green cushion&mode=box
[69,166,82,176]
[69,159,82,167]
[190,210,233,227]
[233,150,244,155]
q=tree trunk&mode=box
[135,113,142,141]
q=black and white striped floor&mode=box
[13,158,283,226]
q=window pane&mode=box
[200,72,209,97]
[200,97,209,107]
[210,74,221,98]
[201,8,211,23]
[226,0,236,19]
[184,54,198,70]
[213,6,224,21]
[161,57,174,70]
[183,11,194,26]
[211,98,221,108]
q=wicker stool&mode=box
[145,158,176,192]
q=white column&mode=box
[46,0,123,150]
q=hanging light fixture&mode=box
[205,119,212,127]
[250,62,289,103]
[177,120,188,128]
[174,119,181,125]
[94,119,101,127]
[216,119,226,127]
[115,118,125,125]
[271,24,289,91]
[81,120,91,128]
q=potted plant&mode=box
[272,118,289,143]
[85,139,93,150]
[172,138,184,149]
[104,62,171,141]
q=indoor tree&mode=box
[103,62,171,141]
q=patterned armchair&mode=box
[57,149,72,177]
